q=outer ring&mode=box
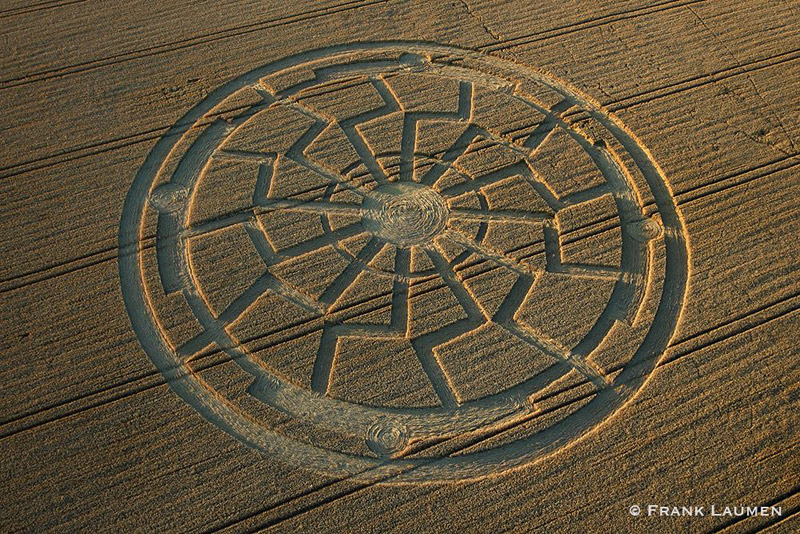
[119,41,689,482]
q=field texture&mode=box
[1,1,799,532]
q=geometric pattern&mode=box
[122,43,689,481]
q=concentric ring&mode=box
[120,42,689,481]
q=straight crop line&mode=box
[2,247,797,533]
[0,0,387,89]
[0,0,88,19]
[607,47,800,111]
[482,0,706,53]
[1,0,694,88]
[3,263,798,453]
[4,142,798,295]
[4,295,792,530]
[0,125,169,177]
[711,484,800,533]
[212,303,800,531]
[4,39,798,183]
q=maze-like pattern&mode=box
[175,65,634,411]
[127,44,686,480]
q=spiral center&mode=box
[363,183,449,246]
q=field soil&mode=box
[1,1,799,532]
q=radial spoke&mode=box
[392,247,490,408]
[543,223,623,281]
[521,117,559,154]
[426,246,487,322]
[552,264,623,280]
[410,320,474,409]
[557,184,612,207]
[431,230,609,389]
[441,228,535,278]
[281,101,371,198]
[200,221,323,323]
[272,223,365,260]
[492,272,535,324]
[391,247,411,332]
[216,275,275,324]
[182,196,362,246]
[521,99,573,153]
[262,275,324,315]
[176,271,276,360]
[310,322,405,395]
[399,114,418,182]
[223,85,276,126]
[184,210,256,239]
[310,325,337,394]
[286,153,370,199]
[487,270,610,390]
[449,207,553,224]
[176,329,215,360]
[253,160,276,205]
[395,80,474,183]
[215,149,276,162]
[437,160,544,200]
[318,237,383,310]
[419,124,481,187]
[337,78,401,184]
[258,197,364,217]
[503,320,611,390]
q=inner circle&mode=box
[362,182,449,246]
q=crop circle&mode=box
[120,42,688,481]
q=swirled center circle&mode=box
[362,183,449,246]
